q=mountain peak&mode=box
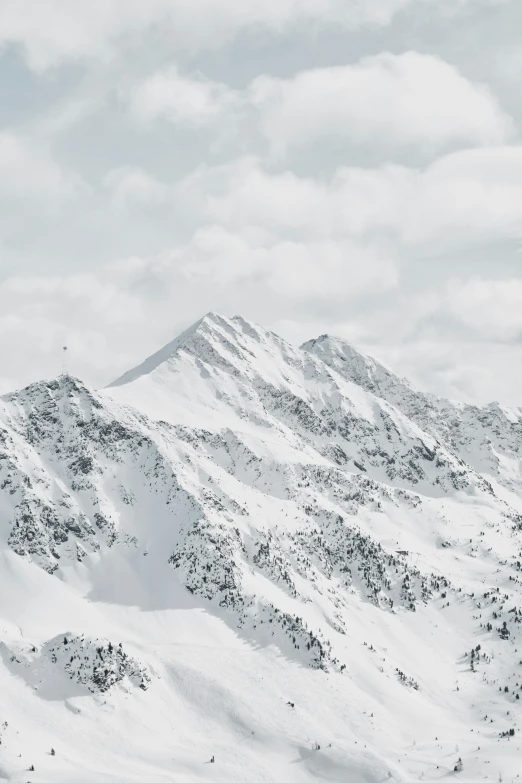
[107,312,292,390]
[302,333,415,396]
[107,311,230,388]
[2,373,91,403]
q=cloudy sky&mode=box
[1,0,522,404]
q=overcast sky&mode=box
[1,0,522,404]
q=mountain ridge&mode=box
[1,314,522,782]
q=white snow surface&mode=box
[1,311,522,781]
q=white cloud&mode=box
[104,167,168,215]
[249,52,514,156]
[174,224,397,301]
[126,66,238,127]
[1,0,508,71]
[122,52,513,158]
[401,147,522,243]
[0,132,78,204]
[181,158,327,233]
[0,0,426,71]
[447,277,522,340]
[174,147,522,252]
[2,273,144,325]
[263,239,397,301]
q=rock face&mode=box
[1,634,151,695]
[43,634,151,693]
[0,376,143,572]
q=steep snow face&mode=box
[108,314,211,388]
[303,333,522,497]
[1,314,522,782]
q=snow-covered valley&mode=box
[1,312,522,782]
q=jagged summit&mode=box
[109,312,402,401]
[104,311,338,431]
[303,331,522,494]
[2,373,87,401]
[107,311,284,389]
[109,313,414,404]
[301,333,417,399]
[1,375,104,433]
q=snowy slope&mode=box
[1,312,522,782]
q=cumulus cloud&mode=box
[178,158,328,234]
[126,66,239,127]
[447,277,522,341]
[122,53,513,164]
[249,52,513,156]
[104,167,168,215]
[0,132,78,204]
[176,224,397,299]
[166,148,522,252]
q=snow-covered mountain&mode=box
[1,312,522,782]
